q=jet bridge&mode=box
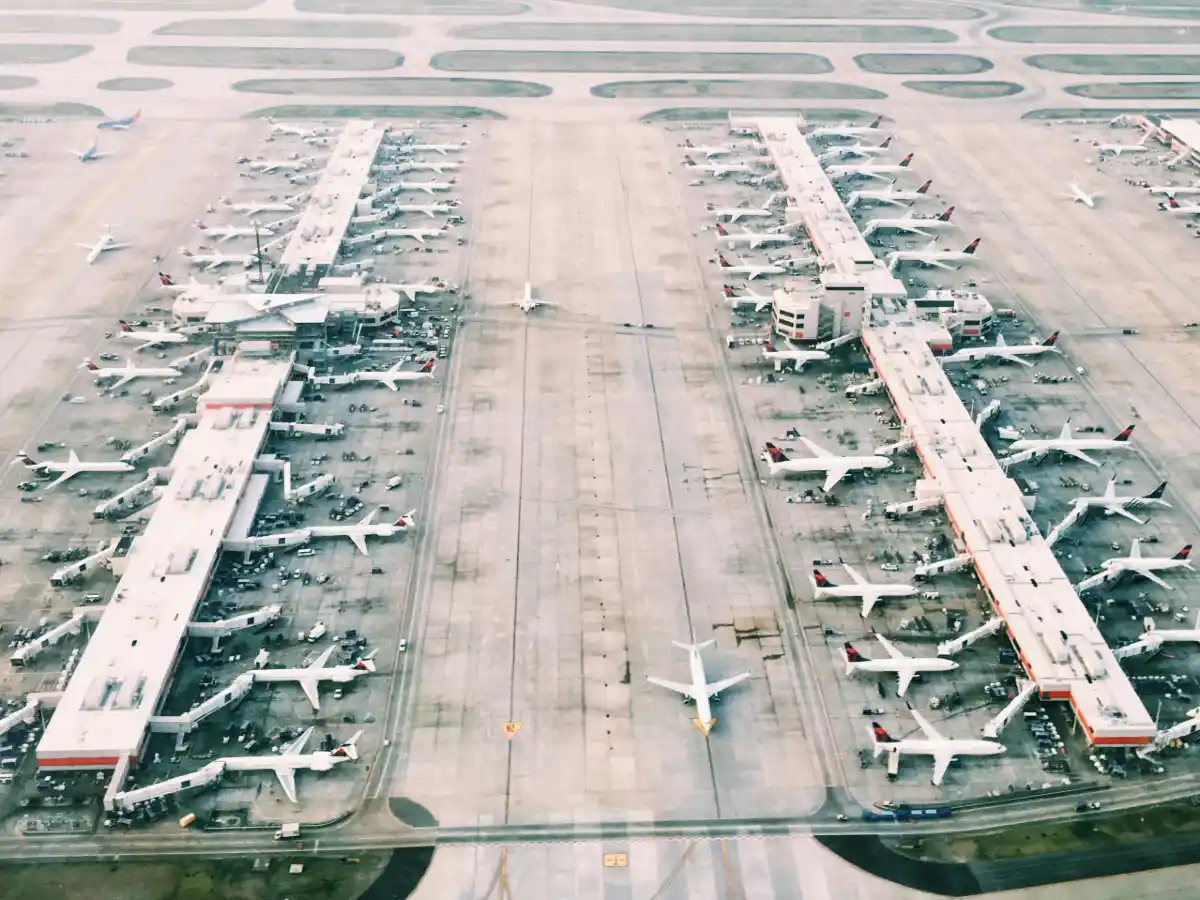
[938,616,1006,657]
[152,372,212,411]
[846,378,884,397]
[997,449,1039,472]
[914,553,973,579]
[1138,708,1200,758]
[1044,502,1087,549]
[49,541,120,586]
[149,672,255,742]
[186,604,282,651]
[10,607,104,665]
[975,399,1001,428]
[983,679,1038,738]
[269,421,345,438]
[93,473,162,520]
[109,760,225,812]
[121,416,190,464]
[0,696,43,741]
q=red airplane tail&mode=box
[118,320,132,331]
[899,153,913,168]
[84,361,99,371]
[871,723,895,744]
[1169,196,1181,209]
[764,442,788,463]
[14,453,36,468]
[869,116,883,129]
[684,155,696,166]
[717,255,731,268]
[879,136,892,149]
[917,179,932,194]
[420,360,435,373]
[722,285,736,297]
[963,238,981,255]
[1043,331,1060,346]
[938,207,954,222]
[716,224,729,236]
[813,569,834,588]
[844,642,865,662]
[1175,545,1192,560]
[1114,425,1135,442]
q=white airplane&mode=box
[708,194,779,223]
[222,726,361,803]
[686,157,756,178]
[252,646,377,710]
[808,116,884,140]
[77,227,130,265]
[761,340,830,368]
[683,138,741,158]
[180,248,259,272]
[843,635,957,696]
[646,634,751,735]
[13,450,133,488]
[514,282,558,313]
[826,153,915,182]
[846,179,932,209]
[399,160,460,174]
[355,360,436,391]
[1161,196,1200,216]
[722,285,773,312]
[391,224,451,244]
[1149,184,1200,196]
[81,357,181,391]
[1071,477,1169,525]
[1067,183,1102,208]
[716,253,784,280]
[405,141,468,156]
[819,136,893,162]
[391,279,447,302]
[1078,540,1192,592]
[870,708,1005,786]
[222,199,295,217]
[395,179,455,195]
[1138,610,1200,648]
[197,223,274,243]
[886,238,981,272]
[940,331,1060,367]
[392,201,458,218]
[1097,134,1149,156]
[249,158,313,174]
[861,207,955,239]
[308,508,417,556]
[812,565,917,617]
[266,118,331,139]
[761,439,891,493]
[715,224,793,249]
[1007,421,1135,467]
[72,140,108,163]
[116,320,189,351]
[97,109,141,131]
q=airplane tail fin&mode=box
[1146,481,1168,500]
[716,224,729,236]
[843,642,866,673]
[879,136,892,149]
[869,116,883,128]
[812,568,835,589]
[118,320,132,331]
[899,153,913,168]
[938,206,954,222]
[14,453,36,468]
[396,509,417,528]
[1114,425,1135,442]
[684,155,696,166]
[1175,544,1192,561]
[717,254,731,268]
[333,730,363,761]
[81,359,99,371]
[1043,331,1060,347]
[1169,196,1181,209]
[870,722,895,756]
[353,649,379,672]
[917,179,932,194]
[420,360,435,374]
[672,638,716,652]
[964,238,981,255]
[764,442,789,464]
[722,285,737,298]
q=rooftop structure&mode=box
[1156,118,1200,166]
[862,303,1155,746]
[279,120,388,276]
[36,353,294,769]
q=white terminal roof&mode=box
[1159,118,1200,151]
[174,287,401,334]
[862,310,1155,745]
[751,117,907,299]
[279,120,387,273]
[37,354,294,766]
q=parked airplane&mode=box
[1149,184,1200,196]
[686,157,756,178]
[116,321,189,351]
[716,253,784,280]
[1007,421,1135,467]
[646,635,751,735]
[846,179,932,209]
[683,139,742,158]
[253,646,377,710]
[391,224,451,244]
[406,141,468,155]
[73,140,108,163]
[1161,196,1200,216]
[355,360,436,391]
[266,118,332,139]
[826,153,915,182]
[761,341,830,368]
[221,199,295,217]
[309,508,416,556]
[392,201,459,218]
[197,223,274,243]
[395,179,455,195]
[222,726,361,803]
[812,565,917,617]
[861,207,955,238]
[180,248,259,272]
[77,227,130,264]
[1078,540,1192,592]
[870,708,1005,785]
[715,224,793,249]
[1097,134,1149,156]
[722,285,773,312]
[819,137,893,162]
[844,635,957,696]
[1138,610,1200,648]
[1071,477,1169,525]
[82,357,181,391]
[886,238,981,272]
[1067,183,1101,208]
[97,109,141,131]
[391,279,447,302]
[709,194,779,224]
[514,282,558,313]
[940,331,1060,367]
[761,439,891,493]
[808,116,884,140]
[399,160,461,174]
[248,158,313,174]
[13,449,134,489]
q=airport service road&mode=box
[386,121,825,829]
[900,122,1200,527]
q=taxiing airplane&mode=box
[197,223,274,243]
[716,253,784,280]
[13,449,134,489]
[1067,182,1101,208]
[180,248,259,272]
[846,179,932,209]
[940,331,1060,368]
[1161,196,1200,216]
[808,116,884,140]
[683,139,741,158]
[708,194,779,223]
[97,109,141,131]
[826,153,915,183]
[844,635,957,696]
[812,565,917,617]
[391,224,451,244]
[715,224,793,249]
[355,360,436,391]
[116,321,189,351]
[686,157,756,178]
[73,140,108,163]
[395,179,455,195]
[1078,540,1192,593]
[886,238,981,272]
[761,439,891,493]
[646,635,751,735]
[722,285,773,312]
[392,201,458,218]
[82,357,181,391]
[761,340,830,368]
[77,227,130,265]
[308,508,416,556]
[514,282,558,313]
[405,141,468,156]
[1070,477,1169,525]
[222,726,361,803]
[252,646,377,710]
[819,136,893,162]
[1007,421,1135,467]
[1097,134,1149,156]
[861,207,955,239]
[870,708,1005,786]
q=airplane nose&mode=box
[995,745,1007,754]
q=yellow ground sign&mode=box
[503,721,523,739]
[603,853,628,868]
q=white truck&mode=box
[274,822,301,841]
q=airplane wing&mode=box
[68,449,80,465]
[896,670,915,697]
[1061,447,1101,467]
[894,224,933,237]
[799,436,832,458]
[910,707,943,742]
[310,645,337,669]
[647,675,697,699]
[822,465,850,493]
[360,509,378,527]
[705,672,751,697]
[109,374,135,391]
[928,259,955,271]
[349,534,369,556]
[411,233,425,244]
[204,260,222,273]
[1137,568,1172,590]
[298,676,321,710]
[284,726,313,755]
[400,288,416,301]
[860,595,879,618]
[1110,506,1147,525]
[48,470,74,489]
[995,352,1034,368]
[874,634,904,659]
[843,564,866,585]
[274,766,299,804]
[931,752,952,786]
